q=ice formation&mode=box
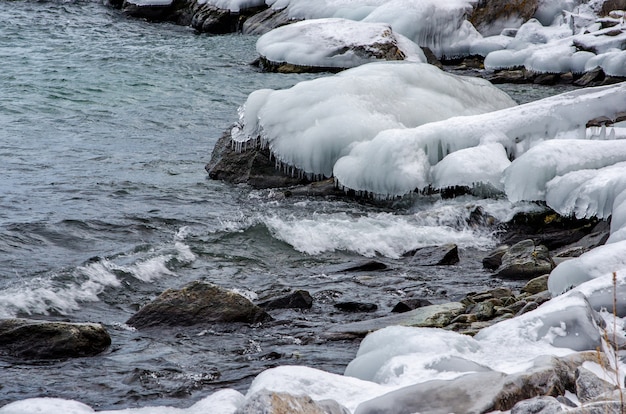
[232,62,516,178]
[264,0,480,58]
[333,82,626,196]
[256,18,425,69]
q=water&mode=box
[0,1,564,410]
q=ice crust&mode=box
[232,62,516,178]
[256,18,425,69]
[196,0,266,12]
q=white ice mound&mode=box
[232,62,516,177]
[504,140,626,203]
[345,292,602,389]
[256,18,425,69]
[196,0,266,13]
[548,240,626,295]
[265,0,480,58]
[334,82,626,197]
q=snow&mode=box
[256,18,425,69]
[232,62,516,178]
[585,50,626,77]
[124,0,173,6]
[195,0,266,13]
[333,82,626,197]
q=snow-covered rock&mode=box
[232,62,516,178]
[256,18,425,72]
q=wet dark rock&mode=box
[341,260,388,273]
[510,396,563,414]
[405,244,459,266]
[586,111,626,127]
[206,131,306,189]
[0,318,111,359]
[521,274,550,295]
[422,47,443,69]
[391,298,434,313]
[126,281,271,328]
[575,366,617,403]
[488,69,532,84]
[469,0,539,36]
[256,57,345,74]
[467,206,497,227]
[334,302,378,313]
[483,245,509,270]
[533,73,559,85]
[573,66,606,87]
[258,290,313,310]
[524,290,552,306]
[237,390,350,414]
[241,7,296,35]
[516,301,539,315]
[494,239,555,280]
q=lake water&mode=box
[0,0,571,409]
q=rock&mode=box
[533,73,559,85]
[391,298,434,313]
[241,7,295,35]
[256,19,414,74]
[0,318,111,359]
[258,290,313,310]
[126,281,271,328]
[521,274,550,295]
[575,366,617,403]
[466,300,497,320]
[236,390,350,414]
[574,66,606,87]
[487,69,531,84]
[569,401,625,413]
[191,2,267,34]
[325,302,465,338]
[524,290,552,306]
[510,396,563,414]
[406,244,459,266]
[340,261,388,273]
[601,0,626,16]
[469,0,539,36]
[516,301,539,316]
[495,240,554,280]
[206,131,306,189]
[355,371,509,414]
[553,220,611,258]
[482,245,509,270]
[334,302,378,313]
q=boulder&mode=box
[340,261,388,273]
[575,366,617,403]
[325,302,465,338]
[255,19,421,73]
[206,131,306,189]
[236,390,349,414]
[521,274,550,295]
[126,281,271,328]
[469,0,539,36]
[0,319,111,359]
[120,0,195,25]
[510,396,563,414]
[601,0,626,16]
[405,244,459,266]
[258,290,313,310]
[574,66,607,87]
[482,245,509,270]
[391,298,433,313]
[494,239,555,280]
[241,7,295,35]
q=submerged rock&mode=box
[258,290,313,310]
[334,302,378,313]
[391,298,434,313]
[0,319,111,359]
[126,280,271,328]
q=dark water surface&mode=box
[0,1,565,409]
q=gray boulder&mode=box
[126,280,271,328]
[510,396,563,414]
[575,366,617,403]
[0,318,111,359]
[241,7,296,35]
[495,239,555,280]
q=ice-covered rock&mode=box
[232,62,516,178]
[333,82,626,196]
[256,18,425,72]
